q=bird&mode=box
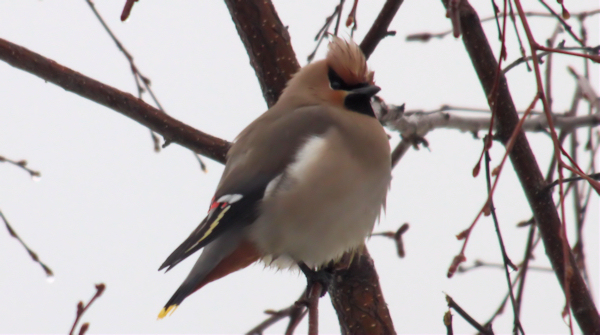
[157,37,391,319]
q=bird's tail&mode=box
[158,236,260,319]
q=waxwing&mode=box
[158,37,391,318]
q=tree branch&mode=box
[439,0,600,332]
[0,38,230,164]
[359,0,404,59]
[380,104,600,137]
[329,249,397,335]
[223,0,300,107]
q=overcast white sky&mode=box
[0,1,598,334]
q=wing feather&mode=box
[160,106,337,271]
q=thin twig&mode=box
[513,224,537,330]
[545,172,600,190]
[405,9,600,42]
[69,283,106,335]
[120,0,138,21]
[484,148,524,334]
[245,289,308,335]
[446,295,494,334]
[85,0,208,171]
[538,0,584,46]
[372,223,410,257]
[333,0,345,36]
[307,4,341,63]
[508,0,530,71]
[502,46,599,74]
[0,155,41,179]
[1,209,53,278]
[458,259,551,273]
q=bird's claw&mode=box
[298,262,333,298]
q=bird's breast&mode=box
[248,129,391,268]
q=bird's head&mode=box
[281,37,380,117]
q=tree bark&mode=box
[223,0,300,107]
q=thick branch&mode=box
[0,38,230,164]
[440,0,600,332]
[329,249,396,335]
[359,0,404,59]
[223,0,300,107]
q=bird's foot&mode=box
[298,262,333,298]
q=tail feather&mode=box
[158,231,260,319]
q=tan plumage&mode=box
[326,36,374,85]
[158,37,391,319]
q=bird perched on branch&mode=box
[158,37,391,318]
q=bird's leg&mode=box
[298,262,333,298]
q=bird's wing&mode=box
[158,105,336,272]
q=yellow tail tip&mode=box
[157,305,178,319]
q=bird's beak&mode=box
[348,85,381,98]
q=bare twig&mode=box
[406,9,600,42]
[120,0,139,21]
[345,0,359,37]
[446,295,494,334]
[546,172,600,190]
[508,0,530,71]
[372,223,409,258]
[333,0,345,36]
[69,283,106,335]
[458,259,552,273]
[1,209,53,278]
[0,155,41,179]
[513,224,537,330]
[245,290,308,335]
[85,0,208,170]
[307,3,343,63]
[502,45,600,74]
[484,148,523,334]
[538,0,584,46]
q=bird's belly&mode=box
[249,165,388,268]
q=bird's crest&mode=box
[326,36,374,86]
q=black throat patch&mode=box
[328,67,376,118]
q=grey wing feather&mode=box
[160,105,336,271]
[215,105,336,198]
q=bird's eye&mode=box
[328,67,345,90]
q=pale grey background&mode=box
[0,1,598,333]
